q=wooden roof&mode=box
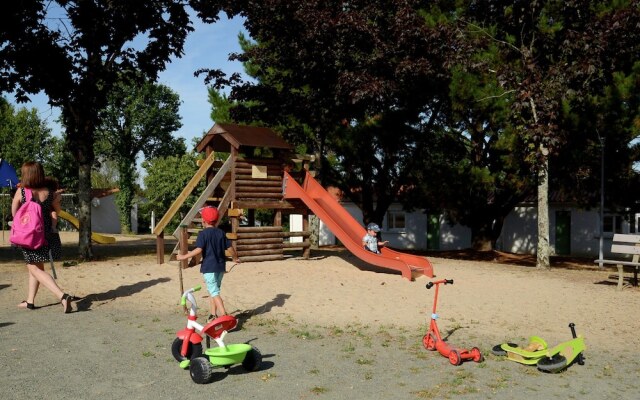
[196,123,293,153]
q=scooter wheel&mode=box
[242,346,263,372]
[171,338,203,362]
[471,347,484,363]
[537,354,568,373]
[449,349,462,366]
[190,357,215,384]
[423,333,437,351]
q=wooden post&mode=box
[179,225,188,311]
[274,210,282,226]
[231,213,239,256]
[156,231,165,264]
[205,148,215,184]
[302,210,311,258]
[230,147,238,255]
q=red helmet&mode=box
[200,207,219,223]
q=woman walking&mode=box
[12,161,71,313]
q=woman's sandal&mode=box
[17,301,35,310]
[60,293,72,313]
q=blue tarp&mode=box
[0,159,19,188]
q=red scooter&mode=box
[422,279,483,365]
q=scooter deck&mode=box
[500,336,548,363]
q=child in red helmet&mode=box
[177,206,239,320]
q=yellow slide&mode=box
[58,209,116,244]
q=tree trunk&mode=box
[471,224,494,251]
[77,161,93,260]
[536,150,551,269]
[471,234,493,251]
[69,113,95,261]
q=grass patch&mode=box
[290,327,323,340]
[310,386,328,394]
[342,342,356,353]
[260,372,276,381]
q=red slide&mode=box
[283,171,434,280]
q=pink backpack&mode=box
[10,188,48,250]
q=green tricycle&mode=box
[172,286,262,384]
[492,323,586,373]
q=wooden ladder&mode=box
[167,155,233,261]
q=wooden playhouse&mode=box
[153,123,314,266]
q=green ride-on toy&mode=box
[172,286,262,384]
[492,323,585,373]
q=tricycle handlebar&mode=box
[426,279,454,289]
[180,285,202,306]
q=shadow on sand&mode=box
[72,277,171,312]
[232,293,292,330]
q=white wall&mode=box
[383,205,427,250]
[437,215,472,250]
[91,194,121,234]
[130,202,138,234]
[318,203,361,246]
[498,205,615,257]
[289,214,303,243]
[312,199,614,257]
[497,206,538,254]
[316,202,471,251]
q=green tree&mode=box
[417,61,532,251]
[198,0,454,227]
[45,135,79,191]
[141,152,203,233]
[208,87,234,124]
[91,158,120,189]
[0,99,53,167]
[96,79,186,233]
[1,98,78,189]
[458,0,640,267]
[553,64,640,211]
[0,1,214,258]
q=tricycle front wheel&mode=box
[190,357,215,384]
[171,337,203,362]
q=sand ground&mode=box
[1,232,639,399]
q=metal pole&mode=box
[598,131,604,268]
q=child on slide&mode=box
[362,223,388,254]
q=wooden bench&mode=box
[594,233,640,290]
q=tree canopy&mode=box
[0,1,216,258]
[198,0,455,226]
[96,78,186,233]
[454,0,640,266]
[191,0,640,261]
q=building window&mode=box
[387,211,406,230]
[603,215,624,234]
